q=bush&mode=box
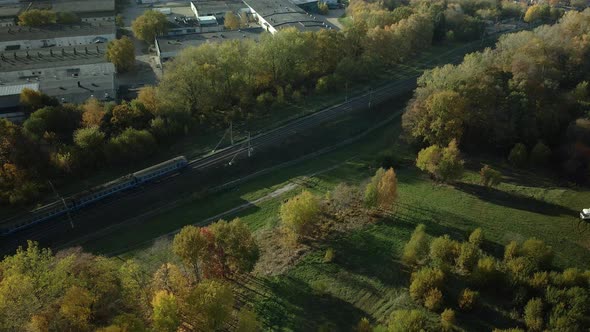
[456,242,479,273]
[402,224,430,266]
[429,235,460,268]
[530,141,551,166]
[479,165,502,187]
[508,143,528,168]
[388,310,431,332]
[440,308,455,331]
[279,190,320,242]
[323,248,335,263]
[524,297,544,331]
[410,267,445,303]
[458,288,478,311]
[424,287,444,311]
[520,238,553,270]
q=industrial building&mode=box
[242,0,335,34]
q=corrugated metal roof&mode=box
[0,83,39,96]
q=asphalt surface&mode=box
[0,31,519,255]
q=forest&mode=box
[0,0,539,206]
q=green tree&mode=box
[18,9,57,26]
[402,224,430,266]
[280,190,320,242]
[508,143,528,168]
[472,256,502,287]
[224,11,240,30]
[106,36,136,72]
[74,126,105,151]
[524,297,544,331]
[151,290,180,332]
[388,309,430,332]
[131,10,168,43]
[440,308,455,331]
[520,238,553,270]
[105,128,156,163]
[416,140,464,182]
[59,286,94,330]
[480,165,502,187]
[409,267,445,304]
[456,242,479,273]
[23,105,81,142]
[429,235,460,268]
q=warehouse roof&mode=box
[0,43,110,72]
[0,83,39,97]
[243,0,334,32]
[156,28,263,55]
[0,22,116,42]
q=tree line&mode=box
[403,9,590,182]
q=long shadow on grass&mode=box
[454,183,577,217]
[255,275,366,331]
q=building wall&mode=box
[0,32,116,51]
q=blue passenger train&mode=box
[1,156,188,235]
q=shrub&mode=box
[402,224,430,266]
[480,165,502,187]
[456,242,479,273]
[429,235,460,268]
[468,228,484,247]
[530,141,551,166]
[520,238,553,270]
[279,190,320,242]
[508,143,528,168]
[458,288,478,311]
[440,308,455,331]
[388,310,430,332]
[424,288,444,311]
[323,248,335,263]
[410,267,445,303]
[524,298,544,331]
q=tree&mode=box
[520,238,553,270]
[508,143,528,168]
[23,106,81,142]
[105,128,156,163]
[429,235,460,268]
[440,308,455,331]
[59,286,94,330]
[524,4,551,23]
[81,97,106,127]
[236,308,262,332]
[172,225,208,281]
[19,88,58,112]
[279,190,320,241]
[524,297,544,331]
[137,86,161,115]
[74,127,105,151]
[458,288,478,311]
[224,11,240,30]
[318,2,329,15]
[56,12,80,24]
[115,14,125,27]
[468,228,484,247]
[18,9,57,26]
[402,224,429,266]
[184,280,233,330]
[480,165,502,187]
[416,140,464,182]
[106,36,136,72]
[388,309,431,332]
[131,10,168,43]
[151,290,180,332]
[364,167,398,210]
[356,317,372,332]
[472,256,502,287]
[530,141,551,166]
[409,267,445,304]
[424,287,443,311]
[208,218,260,275]
[456,242,479,273]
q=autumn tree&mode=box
[402,224,429,266]
[18,9,57,26]
[106,36,136,72]
[524,297,544,331]
[280,190,320,242]
[184,280,233,330]
[458,288,478,311]
[172,225,208,281]
[364,167,398,210]
[409,267,445,305]
[151,290,180,332]
[19,88,58,112]
[441,308,455,331]
[224,11,240,30]
[416,139,464,182]
[81,97,106,127]
[137,86,161,115]
[208,218,260,275]
[429,235,460,268]
[131,10,168,43]
[480,165,501,187]
[388,309,431,332]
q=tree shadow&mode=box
[454,182,577,217]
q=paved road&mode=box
[0,31,521,255]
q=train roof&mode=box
[132,156,187,178]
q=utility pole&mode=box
[230,120,234,145]
[48,180,74,229]
[247,132,252,157]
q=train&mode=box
[1,156,189,236]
